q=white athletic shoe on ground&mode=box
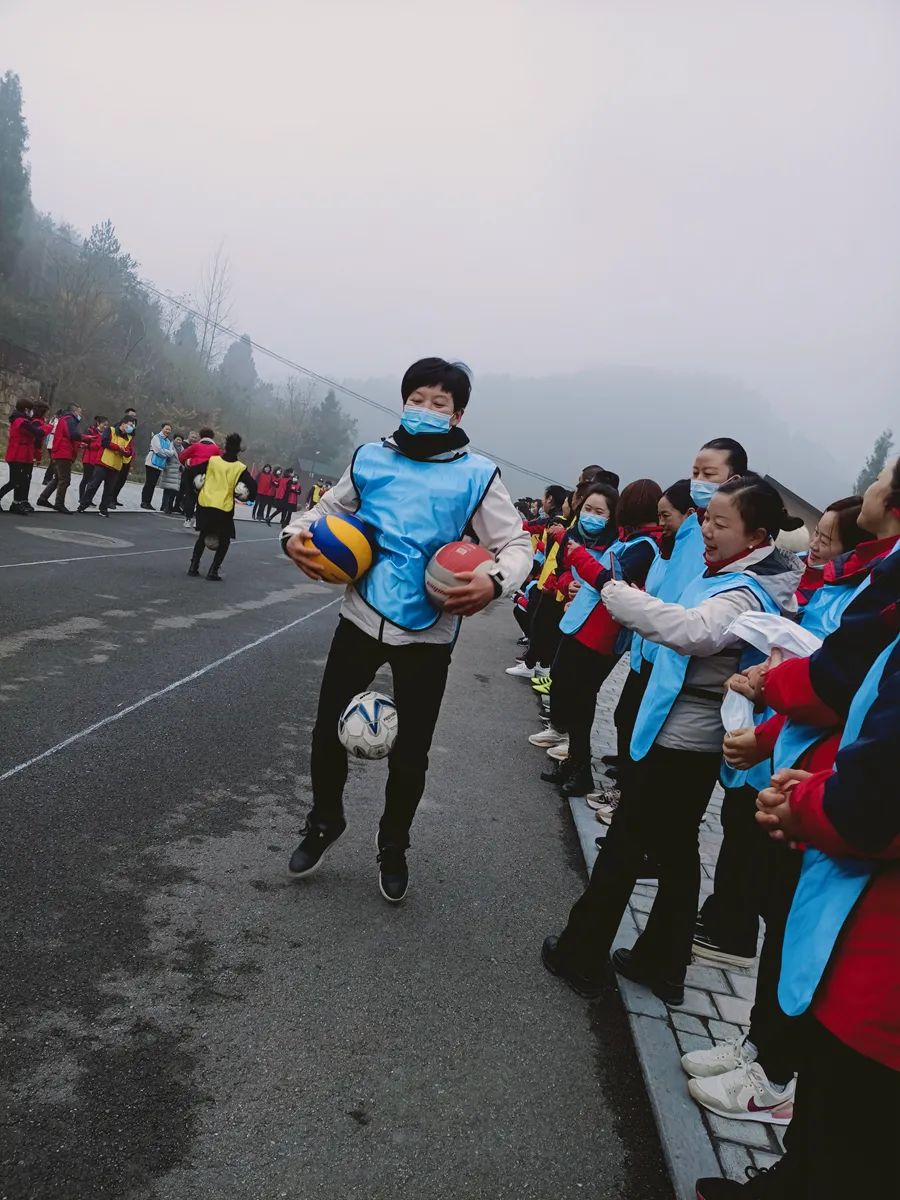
[546,742,570,761]
[528,726,567,747]
[687,1061,795,1125]
[183,519,194,530]
[505,662,536,678]
[681,1034,757,1079]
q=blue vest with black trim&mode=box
[630,568,781,762]
[772,540,900,771]
[559,535,658,637]
[778,630,900,1017]
[351,442,497,632]
[637,514,705,666]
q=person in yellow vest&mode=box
[77,416,136,516]
[184,433,256,581]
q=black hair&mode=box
[94,414,107,424]
[617,478,663,529]
[198,426,215,439]
[890,457,900,511]
[663,479,694,514]
[701,438,749,477]
[262,463,271,471]
[717,473,803,539]
[581,464,620,489]
[223,432,242,456]
[401,358,472,411]
[544,484,568,510]
[581,481,619,515]
[824,496,867,552]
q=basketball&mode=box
[425,541,495,609]
[338,691,399,760]
[307,513,377,584]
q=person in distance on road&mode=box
[281,357,532,903]
[77,415,136,516]
[179,426,221,530]
[0,397,49,515]
[184,432,256,581]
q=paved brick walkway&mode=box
[564,660,785,1199]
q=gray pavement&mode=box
[0,511,672,1200]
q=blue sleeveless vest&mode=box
[351,442,497,631]
[638,514,705,666]
[630,551,667,671]
[630,569,780,762]
[778,630,900,1017]
[559,535,658,637]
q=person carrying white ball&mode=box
[282,357,532,902]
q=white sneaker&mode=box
[505,662,536,678]
[533,665,550,679]
[528,726,567,747]
[546,741,569,761]
[681,1034,756,1079]
[183,519,193,530]
[688,1061,795,1125]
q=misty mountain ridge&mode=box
[340,366,847,511]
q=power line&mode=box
[47,227,561,488]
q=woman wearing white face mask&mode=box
[542,475,802,1006]
[78,417,136,516]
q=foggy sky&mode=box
[4,0,899,473]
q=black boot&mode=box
[560,761,595,798]
[541,935,607,999]
[611,946,684,1006]
[288,816,347,878]
[540,757,572,785]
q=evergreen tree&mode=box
[0,71,31,278]
[854,429,894,493]
[219,334,258,392]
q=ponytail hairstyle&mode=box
[616,478,663,531]
[663,478,694,514]
[717,473,803,541]
[701,437,749,477]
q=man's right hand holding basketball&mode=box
[284,531,327,581]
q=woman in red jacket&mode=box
[253,463,274,520]
[1,398,49,514]
[541,479,662,798]
[77,415,108,509]
[281,474,303,529]
[266,467,294,527]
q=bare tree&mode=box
[196,242,233,370]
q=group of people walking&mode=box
[252,466,329,526]
[509,442,899,1198]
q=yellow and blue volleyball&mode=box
[308,514,377,584]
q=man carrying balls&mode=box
[282,358,532,902]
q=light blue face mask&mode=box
[579,513,608,537]
[400,406,452,436]
[690,479,718,508]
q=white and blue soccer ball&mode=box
[234,482,249,501]
[338,691,399,760]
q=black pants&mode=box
[310,616,452,847]
[79,463,97,503]
[161,488,179,514]
[81,464,120,511]
[190,532,230,572]
[558,744,721,983]
[778,1019,898,1197]
[745,840,804,1083]
[699,783,771,957]
[613,662,652,792]
[266,500,283,524]
[525,592,564,668]
[252,495,268,520]
[280,503,297,529]
[0,462,33,505]
[113,461,131,500]
[141,466,161,506]
[549,635,617,764]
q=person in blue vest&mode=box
[542,475,802,1005]
[696,631,900,1198]
[539,479,663,799]
[281,358,532,902]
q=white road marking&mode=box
[0,598,340,784]
[13,526,133,548]
[0,536,277,569]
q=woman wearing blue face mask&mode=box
[690,437,748,510]
[280,358,532,904]
[538,480,663,799]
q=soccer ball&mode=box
[193,472,206,492]
[337,691,399,760]
[204,534,219,550]
[234,482,249,501]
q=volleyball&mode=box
[234,482,249,501]
[425,541,495,608]
[306,514,377,584]
[193,472,205,492]
[338,691,399,760]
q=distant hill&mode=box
[340,366,847,510]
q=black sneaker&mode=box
[560,762,595,798]
[696,1160,793,1198]
[187,565,200,577]
[692,917,756,968]
[601,754,619,767]
[611,946,684,1006]
[206,570,222,581]
[376,837,409,903]
[54,505,74,514]
[36,497,55,509]
[541,758,572,785]
[541,935,606,999]
[287,818,346,878]
[140,503,154,510]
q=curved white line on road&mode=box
[0,536,277,569]
[0,598,340,785]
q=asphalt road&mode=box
[0,510,673,1200]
